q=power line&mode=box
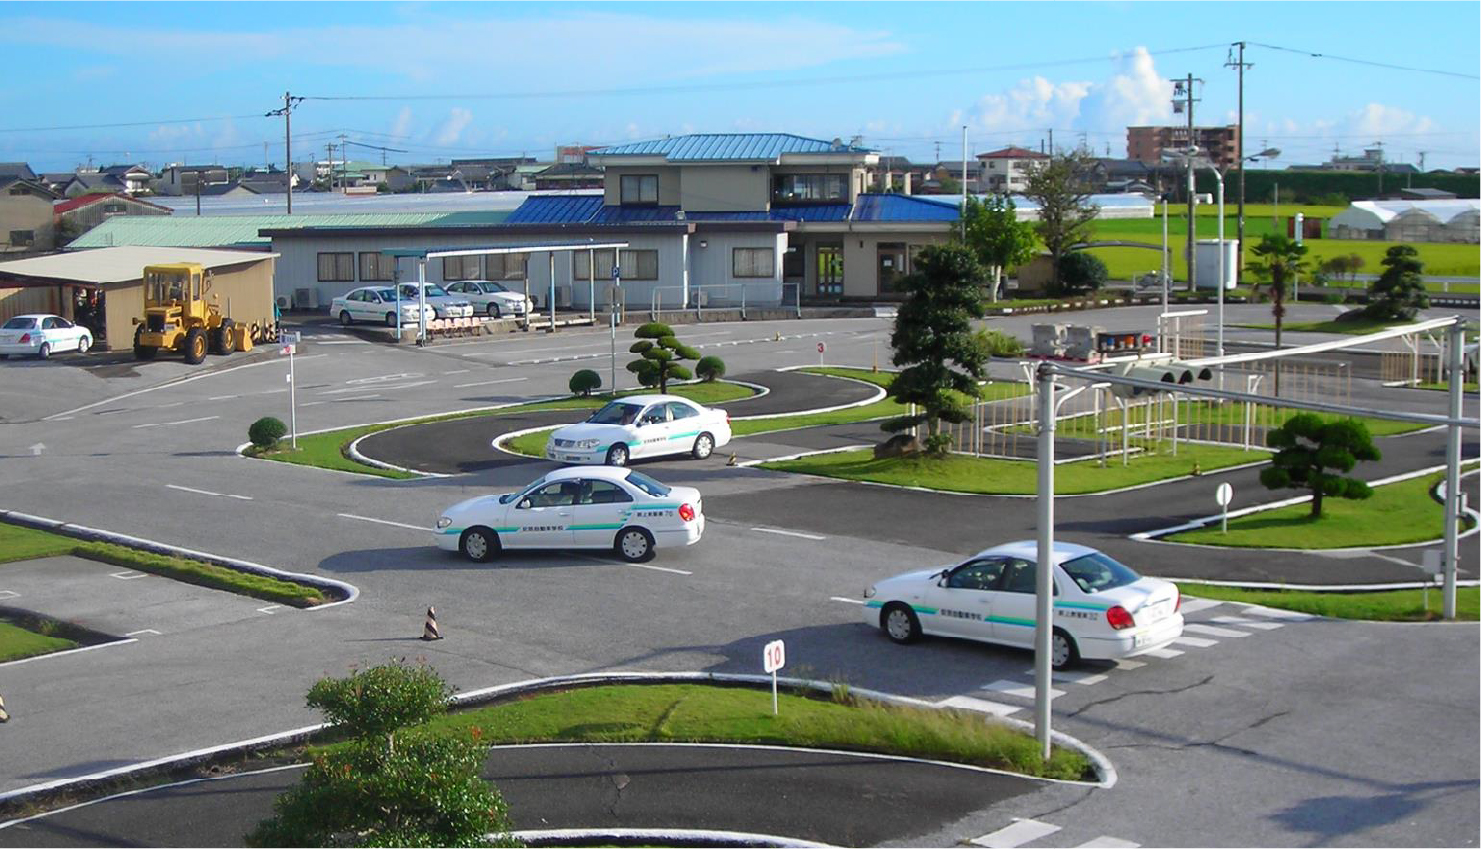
[0,114,264,134]
[1247,41,1480,80]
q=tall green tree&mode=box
[248,661,517,848]
[627,322,700,393]
[1023,151,1099,292]
[1248,234,1309,396]
[879,244,989,455]
[1259,414,1380,518]
[961,194,1037,302]
[1364,244,1430,321]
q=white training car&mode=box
[443,280,534,319]
[435,466,704,563]
[863,541,1183,669]
[397,283,474,320]
[545,394,733,467]
[331,286,436,327]
[0,314,92,359]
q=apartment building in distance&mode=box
[1127,125,1241,170]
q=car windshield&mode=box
[374,288,397,300]
[3,317,37,329]
[1060,551,1142,594]
[623,471,670,497]
[401,284,450,298]
[587,401,645,425]
[488,282,510,293]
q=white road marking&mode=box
[1239,605,1316,621]
[337,513,428,531]
[981,680,1064,700]
[1177,597,1224,614]
[109,571,147,580]
[131,415,220,429]
[750,527,826,541]
[125,629,161,637]
[163,484,252,501]
[970,819,1061,848]
[207,395,239,401]
[300,401,326,407]
[1182,623,1251,638]
[629,562,692,576]
[1024,668,1109,685]
[316,340,370,345]
[0,590,18,600]
[443,369,471,374]
[333,394,382,401]
[1208,615,1284,630]
[157,402,185,409]
[0,638,137,668]
[257,605,283,614]
[49,416,73,420]
[1076,837,1141,848]
[1110,659,1146,670]
[1141,647,1184,659]
[829,596,864,605]
[1171,635,1219,648]
[936,695,1023,718]
[43,354,328,420]
[319,379,436,396]
[455,377,529,389]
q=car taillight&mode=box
[678,503,696,522]
[18,333,30,344]
[1106,605,1135,630]
[725,410,730,424]
[1173,589,1182,612]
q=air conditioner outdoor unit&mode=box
[275,295,290,309]
[293,288,319,310]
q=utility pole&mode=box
[339,133,348,190]
[1048,128,1054,155]
[1418,151,1428,172]
[1374,141,1385,197]
[961,125,969,240]
[1173,74,1200,291]
[326,143,335,192]
[263,141,269,173]
[1227,43,1252,288]
[265,91,301,214]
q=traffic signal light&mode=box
[1109,361,1213,398]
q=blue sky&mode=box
[2,1,1477,172]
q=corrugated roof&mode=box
[69,211,513,250]
[0,246,276,285]
[53,192,171,215]
[771,204,853,222]
[589,205,681,224]
[852,194,960,222]
[504,195,605,225]
[592,133,873,162]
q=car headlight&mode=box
[575,439,601,449]
[436,517,452,529]
[863,585,877,599]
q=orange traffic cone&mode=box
[421,606,442,641]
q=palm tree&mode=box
[1248,234,1309,396]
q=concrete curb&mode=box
[736,369,886,420]
[0,509,358,609]
[512,827,831,847]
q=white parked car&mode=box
[331,287,436,327]
[544,394,733,467]
[863,541,1183,669]
[397,283,474,319]
[435,466,704,563]
[0,314,92,359]
[444,280,534,319]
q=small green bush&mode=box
[569,368,602,396]
[695,355,726,382]
[248,417,288,449]
[976,329,1024,358]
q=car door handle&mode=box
[557,511,571,516]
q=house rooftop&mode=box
[978,146,1049,160]
[591,133,874,162]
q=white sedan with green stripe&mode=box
[545,395,732,467]
[863,541,1183,669]
[435,466,704,563]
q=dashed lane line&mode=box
[750,527,826,541]
[132,415,220,429]
[337,513,428,532]
[43,354,328,420]
[454,377,529,389]
[125,629,161,637]
[164,484,252,501]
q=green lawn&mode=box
[0,619,77,663]
[1168,472,1473,549]
[251,381,757,478]
[406,683,1090,780]
[1178,584,1479,622]
[761,442,1260,495]
[1416,381,1480,392]
[1039,400,1423,440]
[0,521,326,607]
[1239,317,1418,336]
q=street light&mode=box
[1162,147,1230,375]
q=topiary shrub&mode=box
[1054,251,1108,296]
[569,369,602,396]
[695,355,726,382]
[249,416,288,450]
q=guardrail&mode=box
[650,284,751,321]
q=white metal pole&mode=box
[417,259,427,346]
[548,252,556,334]
[1442,321,1463,619]
[1161,195,1169,315]
[1034,362,1056,762]
[1215,167,1225,390]
[288,343,297,449]
[393,265,402,342]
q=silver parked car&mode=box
[397,283,474,319]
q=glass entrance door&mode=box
[817,246,843,297]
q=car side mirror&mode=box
[937,577,948,588]
[517,498,532,509]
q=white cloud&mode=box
[1345,103,1434,137]
[432,108,472,146]
[390,107,413,141]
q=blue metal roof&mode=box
[589,205,681,224]
[504,194,604,225]
[770,204,853,222]
[852,194,961,222]
[592,133,872,161]
[684,210,772,221]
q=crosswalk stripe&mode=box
[1178,597,1225,614]
[1142,647,1184,658]
[1172,635,1219,648]
[1209,615,1285,630]
[1111,659,1147,670]
[1239,604,1316,621]
[970,819,1062,848]
[1183,623,1251,638]
[936,695,1023,718]
[1023,668,1109,685]
[1075,837,1141,848]
[982,680,1065,700]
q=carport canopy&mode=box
[381,239,630,330]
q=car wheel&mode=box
[77,335,91,354]
[340,310,354,326]
[37,342,51,360]
[219,321,236,355]
[488,303,501,319]
[459,527,500,563]
[1051,628,1080,670]
[605,443,629,467]
[183,328,207,364]
[691,432,715,460]
[615,527,655,563]
[385,312,398,328]
[882,603,921,644]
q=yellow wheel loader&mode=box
[132,264,250,364]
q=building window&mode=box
[773,173,848,203]
[316,252,354,282]
[9,229,35,247]
[620,174,658,205]
[782,246,805,279]
[488,253,527,280]
[574,249,658,281]
[732,247,775,278]
[878,243,909,292]
[442,256,483,281]
[358,252,396,282]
